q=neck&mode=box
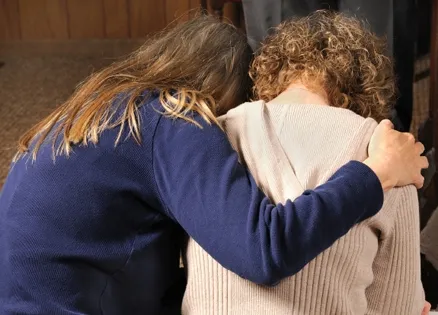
[272,82,329,106]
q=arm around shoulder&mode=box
[153,115,385,285]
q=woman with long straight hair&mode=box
[0,14,427,315]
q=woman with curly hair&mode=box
[183,11,426,314]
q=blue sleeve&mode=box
[153,116,384,285]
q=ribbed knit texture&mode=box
[182,94,424,315]
[421,208,438,270]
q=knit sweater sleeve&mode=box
[153,115,384,285]
[365,186,425,314]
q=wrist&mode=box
[362,158,394,192]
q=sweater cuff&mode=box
[341,160,385,219]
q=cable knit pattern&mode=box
[182,94,424,315]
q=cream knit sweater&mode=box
[182,92,425,315]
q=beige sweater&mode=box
[182,93,424,315]
[421,208,438,270]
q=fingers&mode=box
[377,120,394,133]
[402,132,416,144]
[420,156,429,169]
[413,147,428,189]
[415,141,426,155]
[414,175,425,189]
[421,301,431,315]
[380,119,394,129]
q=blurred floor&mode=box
[0,40,142,186]
[0,41,431,186]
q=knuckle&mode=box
[415,146,425,156]
[421,157,429,168]
[406,133,415,142]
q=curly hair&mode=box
[250,10,396,121]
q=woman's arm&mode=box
[153,115,403,285]
[365,186,425,314]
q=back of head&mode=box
[18,14,253,160]
[250,10,395,122]
[137,14,253,115]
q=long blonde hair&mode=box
[17,14,253,160]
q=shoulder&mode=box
[8,91,166,203]
[220,101,265,126]
[368,185,418,238]
[219,101,266,145]
[155,104,230,150]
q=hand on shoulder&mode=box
[363,120,429,192]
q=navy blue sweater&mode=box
[0,92,383,314]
